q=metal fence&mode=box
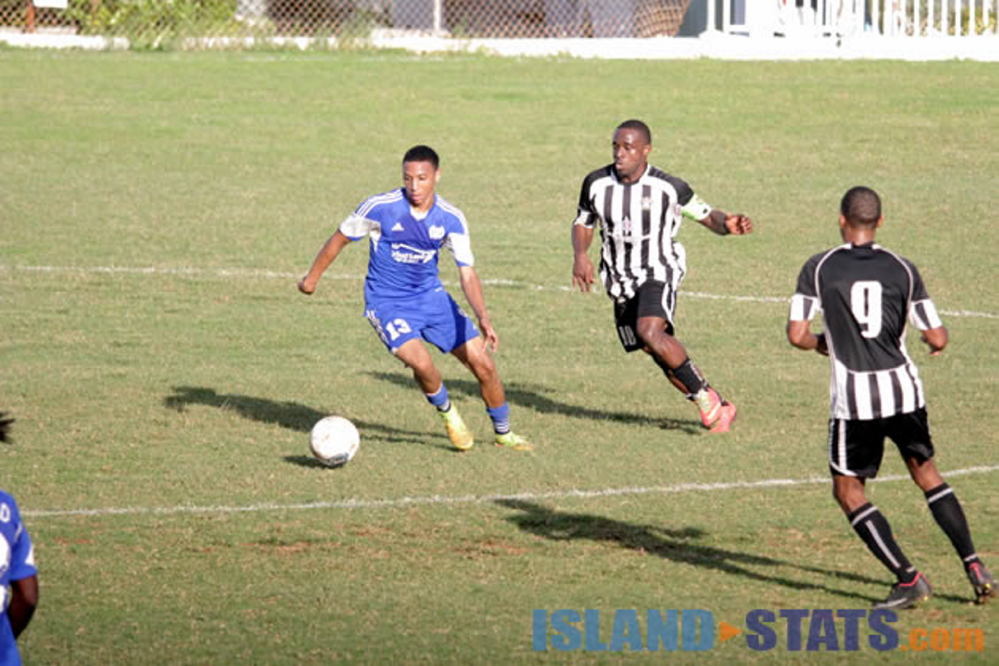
[716,1,998,37]
[2,0,693,39]
[4,0,995,43]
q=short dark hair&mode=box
[840,186,881,227]
[616,119,652,145]
[0,412,13,443]
[403,145,440,170]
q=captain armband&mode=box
[680,194,713,223]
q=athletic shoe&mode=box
[439,407,473,451]
[967,562,996,605]
[494,432,533,452]
[710,401,737,433]
[695,388,738,433]
[694,387,724,427]
[872,572,933,610]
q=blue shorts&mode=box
[365,288,479,354]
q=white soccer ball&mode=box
[309,416,360,468]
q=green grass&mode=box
[1,50,997,663]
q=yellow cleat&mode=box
[439,407,474,451]
[494,432,533,452]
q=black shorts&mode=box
[613,281,676,352]
[828,408,935,478]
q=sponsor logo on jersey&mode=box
[391,243,436,264]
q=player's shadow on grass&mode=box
[497,499,897,604]
[367,372,703,434]
[162,386,455,461]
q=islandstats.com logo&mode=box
[532,608,985,653]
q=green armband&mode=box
[680,194,712,222]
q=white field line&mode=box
[21,464,999,519]
[2,263,997,319]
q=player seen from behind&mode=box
[787,186,995,609]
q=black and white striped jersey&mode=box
[789,242,944,420]
[573,164,710,302]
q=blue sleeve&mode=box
[6,500,38,582]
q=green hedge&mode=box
[65,0,243,47]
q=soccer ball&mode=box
[309,416,360,468]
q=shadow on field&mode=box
[496,499,893,603]
[368,372,703,435]
[162,386,455,459]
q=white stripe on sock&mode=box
[850,505,878,527]
[926,487,954,504]
[865,521,902,570]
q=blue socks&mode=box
[429,387,511,435]
[425,384,451,412]
[487,403,511,435]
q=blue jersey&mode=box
[339,188,474,304]
[1,490,37,666]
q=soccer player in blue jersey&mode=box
[298,146,531,452]
[1,415,40,666]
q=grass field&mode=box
[2,49,998,663]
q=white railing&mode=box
[709,0,998,37]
